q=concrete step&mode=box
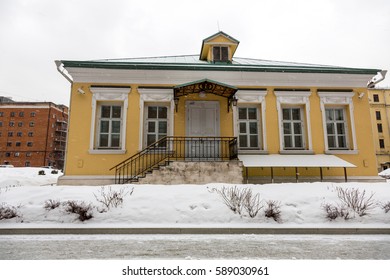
[136,160,243,184]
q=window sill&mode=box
[238,150,268,155]
[280,150,314,155]
[325,150,358,155]
[88,149,126,155]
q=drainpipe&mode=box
[54,60,73,174]
[367,70,387,88]
[55,60,73,84]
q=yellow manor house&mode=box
[56,31,386,185]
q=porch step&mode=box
[135,160,243,185]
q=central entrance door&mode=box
[186,101,220,159]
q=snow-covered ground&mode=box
[379,168,390,179]
[1,167,390,228]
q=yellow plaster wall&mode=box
[65,83,140,176]
[64,84,378,178]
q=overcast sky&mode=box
[1,0,389,106]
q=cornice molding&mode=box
[67,68,373,88]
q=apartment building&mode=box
[0,98,68,169]
[368,89,390,171]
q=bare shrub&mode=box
[44,199,61,210]
[210,186,250,215]
[264,200,281,222]
[322,203,351,221]
[63,200,93,221]
[94,186,134,211]
[243,189,263,218]
[336,187,375,217]
[0,203,20,220]
[381,201,390,214]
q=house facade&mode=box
[368,88,390,171]
[0,99,68,169]
[56,32,383,185]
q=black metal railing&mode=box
[110,136,238,184]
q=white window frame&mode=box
[318,91,357,154]
[233,90,267,153]
[325,107,349,150]
[275,91,313,154]
[96,103,123,149]
[281,106,306,150]
[138,88,174,151]
[144,104,169,148]
[89,87,130,154]
[237,106,261,150]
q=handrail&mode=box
[110,136,238,184]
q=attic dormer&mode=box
[199,31,240,63]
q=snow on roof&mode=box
[238,154,356,168]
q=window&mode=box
[213,46,229,62]
[10,112,15,117]
[377,123,383,133]
[325,108,348,149]
[9,121,14,127]
[8,132,13,137]
[25,161,30,167]
[5,152,11,157]
[28,132,33,137]
[376,111,381,120]
[238,107,260,149]
[19,112,24,117]
[0,121,2,127]
[282,108,304,149]
[16,142,21,147]
[145,106,168,146]
[275,91,312,153]
[18,122,23,127]
[29,122,35,127]
[30,112,36,117]
[0,112,3,117]
[26,152,32,157]
[97,104,122,149]
[373,94,379,102]
[27,142,33,147]
[7,142,12,147]
[89,87,129,153]
[14,152,20,157]
[318,92,357,153]
[379,139,385,149]
[17,132,22,137]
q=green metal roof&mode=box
[61,55,380,75]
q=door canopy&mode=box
[174,78,237,100]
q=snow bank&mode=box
[0,168,390,228]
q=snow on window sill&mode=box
[279,150,314,155]
[238,150,268,155]
[88,149,126,155]
[325,150,358,155]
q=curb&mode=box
[1,228,390,235]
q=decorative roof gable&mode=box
[199,31,240,62]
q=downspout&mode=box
[367,70,387,88]
[55,60,73,84]
[54,60,73,174]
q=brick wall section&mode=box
[0,101,68,169]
